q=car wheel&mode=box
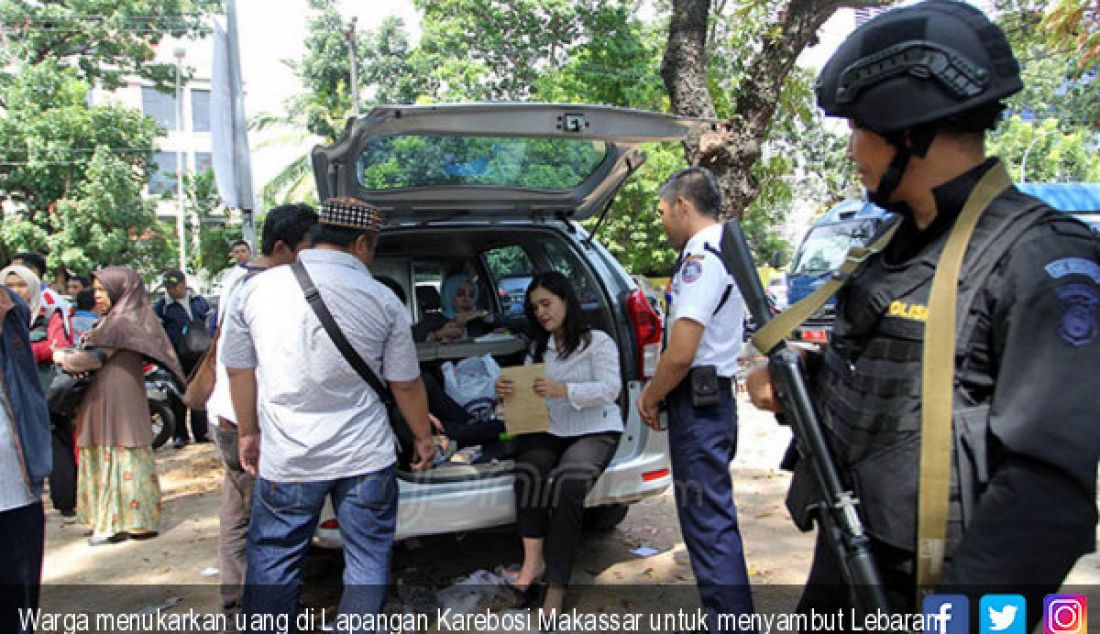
[149,399,175,450]
[583,503,629,532]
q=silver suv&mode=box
[309,103,703,546]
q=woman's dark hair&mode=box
[524,270,591,362]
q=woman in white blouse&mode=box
[495,271,622,615]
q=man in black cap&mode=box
[153,268,212,446]
[748,0,1098,627]
[223,196,434,629]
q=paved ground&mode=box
[37,391,1100,631]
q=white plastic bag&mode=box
[442,355,501,423]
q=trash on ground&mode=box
[631,545,660,557]
[134,596,182,615]
[435,569,515,615]
[200,567,219,577]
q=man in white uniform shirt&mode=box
[222,197,434,630]
[637,167,754,630]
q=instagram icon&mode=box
[1045,594,1087,634]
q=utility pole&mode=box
[174,47,188,273]
[225,0,256,248]
[345,17,360,117]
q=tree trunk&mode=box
[661,0,891,218]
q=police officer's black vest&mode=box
[802,188,1056,557]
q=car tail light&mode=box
[319,519,339,530]
[625,289,662,378]
[642,468,670,482]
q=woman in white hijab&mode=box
[2,263,78,516]
[1,264,42,323]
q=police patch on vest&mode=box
[887,300,927,322]
[681,259,703,284]
[1045,257,1100,284]
[1055,283,1098,347]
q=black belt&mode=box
[669,374,732,397]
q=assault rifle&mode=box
[719,219,889,615]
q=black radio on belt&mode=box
[690,365,721,408]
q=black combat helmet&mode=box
[816,0,1022,135]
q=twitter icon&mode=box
[981,595,1027,634]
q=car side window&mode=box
[541,240,599,309]
[412,261,445,322]
[482,245,536,316]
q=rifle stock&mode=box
[719,220,889,615]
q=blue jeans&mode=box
[667,378,755,631]
[242,465,397,633]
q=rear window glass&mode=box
[357,135,608,191]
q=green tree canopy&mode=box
[0,0,214,94]
[0,0,216,277]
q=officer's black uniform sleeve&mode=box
[943,220,1099,588]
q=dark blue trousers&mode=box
[0,502,44,634]
[667,378,755,631]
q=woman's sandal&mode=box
[87,533,127,546]
[501,579,546,608]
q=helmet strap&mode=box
[867,126,937,209]
[868,145,911,208]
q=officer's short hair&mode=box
[261,204,319,256]
[659,167,722,219]
[230,239,252,252]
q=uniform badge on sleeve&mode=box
[681,255,704,284]
[1055,283,1098,347]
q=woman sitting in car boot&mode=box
[495,271,623,615]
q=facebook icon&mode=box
[924,594,970,634]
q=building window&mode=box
[148,152,179,196]
[142,87,177,130]
[191,89,211,132]
[195,152,213,175]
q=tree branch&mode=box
[663,0,893,217]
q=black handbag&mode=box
[178,316,212,365]
[46,367,95,419]
[290,261,417,456]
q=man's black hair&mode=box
[70,274,92,289]
[658,167,723,219]
[261,204,319,256]
[308,223,377,250]
[230,239,251,251]
[75,288,96,311]
[12,252,47,278]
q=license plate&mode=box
[801,329,827,342]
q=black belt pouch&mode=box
[690,365,721,408]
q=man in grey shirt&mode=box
[223,196,434,629]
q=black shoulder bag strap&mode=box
[703,243,734,316]
[290,260,415,450]
[291,260,394,405]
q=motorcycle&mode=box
[144,362,183,450]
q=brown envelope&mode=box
[499,364,551,435]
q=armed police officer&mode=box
[638,167,754,630]
[748,1,1099,626]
